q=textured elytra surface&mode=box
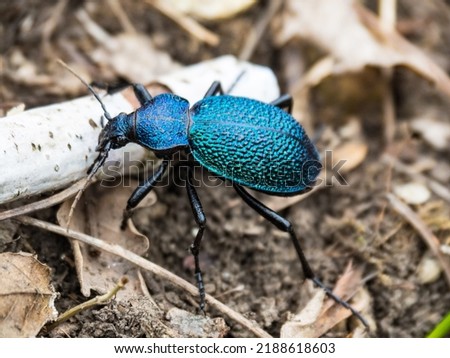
[189,95,321,194]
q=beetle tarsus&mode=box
[120,209,131,230]
[194,271,206,313]
[311,277,369,328]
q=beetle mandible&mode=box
[64,66,367,327]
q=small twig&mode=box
[239,1,284,61]
[107,0,137,34]
[75,8,113,46]
[378,0,397,145]
[41,0,69,57]
[46,276,128,331]
[387,193,450,287]
[15,215,271,338]
[0,179,89,222]
[146,0,220,46]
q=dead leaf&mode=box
[331,141,368,173]
[320,262,364,314]
[0,252,58,337]
[57,180,154,300]
[280,264,370,337]
[89,33,179,84]
[76,9,180,84]
[274,0,450,98]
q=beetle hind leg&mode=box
[186,166,208,312]
[233,184,369,328]
[270,94,293,114]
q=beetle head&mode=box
[57,59,133,227]
[97,113,130,150]
[87,113,133,180]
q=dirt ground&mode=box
[1,0,450,338]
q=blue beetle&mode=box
[75,79,366,327]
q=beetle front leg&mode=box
[185,165,207,312]
[233,184,369,328]
[121,159,170,229]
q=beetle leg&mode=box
[270,94,293,114]
[91,81,153,105]
[233,184,368,328]
[120,159,170,230]
[130,84,153,105]
[185,165,207,313]
[203,81,224,97]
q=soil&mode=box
[1,0,449,338]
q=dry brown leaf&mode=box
[76,9,179,84]
[331,141,368,173]
[320,262,363,314]
[89,33,179,84]
[0,252,58,337]
[275,0,450,98]
[281,289,325,338]
[281,264,370,337]
[57,180,154,299]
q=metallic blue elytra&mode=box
[189,95,321,195]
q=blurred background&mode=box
[1,0,450,338]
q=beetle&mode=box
[61,61,367,327]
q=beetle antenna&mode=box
[66,142,112,228]
[226,69,246,95]
[57,59,113,121]
[57,59,114,228]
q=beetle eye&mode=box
[111,136,128,149]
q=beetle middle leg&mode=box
[120,158,170,229]
[233,184,368,327]
[185,165,208,312]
